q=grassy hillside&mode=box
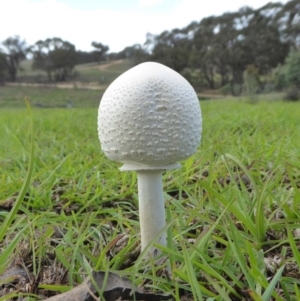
[75,59,134,84]
[1,59,135,108]
[18,59,134,85]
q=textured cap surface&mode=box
[98,62,202,168]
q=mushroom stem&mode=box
[137,170,166,253]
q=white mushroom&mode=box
[98,62,202,254]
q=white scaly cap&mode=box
[98,61,202,170]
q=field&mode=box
[1,78,300,300]
[0,86,103,108]
[18,59,135,84]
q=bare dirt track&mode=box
[92,59,124,70]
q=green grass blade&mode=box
[223,153,258,193]
[287,226,300,268]
[0,98,34,242]
[226,218,256,291]
[181,241,203,301]
[0,228,27,274]
[200,180,256,235]
[262,265,285,301]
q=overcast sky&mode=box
[0,0,289,53]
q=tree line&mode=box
[0,36,110,84]
[0,0,299,97]
[143,0,299,96]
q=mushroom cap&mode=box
[98,61,202,169]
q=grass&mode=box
[0,86,103,108]
[1,91,300,300]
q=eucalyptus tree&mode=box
[276,0,300,48]
[114,44,150,65]
[2,36,26,82]
[0,51,8,84]
[190,16,218,89]
[28,38,77,81]
[241,4,290,74]
[146,29,190,73]
[91,41,109,64]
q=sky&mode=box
[0,0,289,53]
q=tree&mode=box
[28,39,52,81]
[28,38,77,81]
[113,44,150,65]
[77,50,95,64]
[2,36,26,81]
[0,51,8,84]
[240,6,289,75]
[187,4,290,94]
[91,42,109,64]
[145,29,190,72]
[191,16,218,89]
[216,11,250,93]
[276,0,300,49]
[49,38,78,81]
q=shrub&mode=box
[0,51,8,84]
[285,50,300,89]
[273,50,300,93]
[284,86,299,101]
[220,83,231,96]
[272,64,288,91]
